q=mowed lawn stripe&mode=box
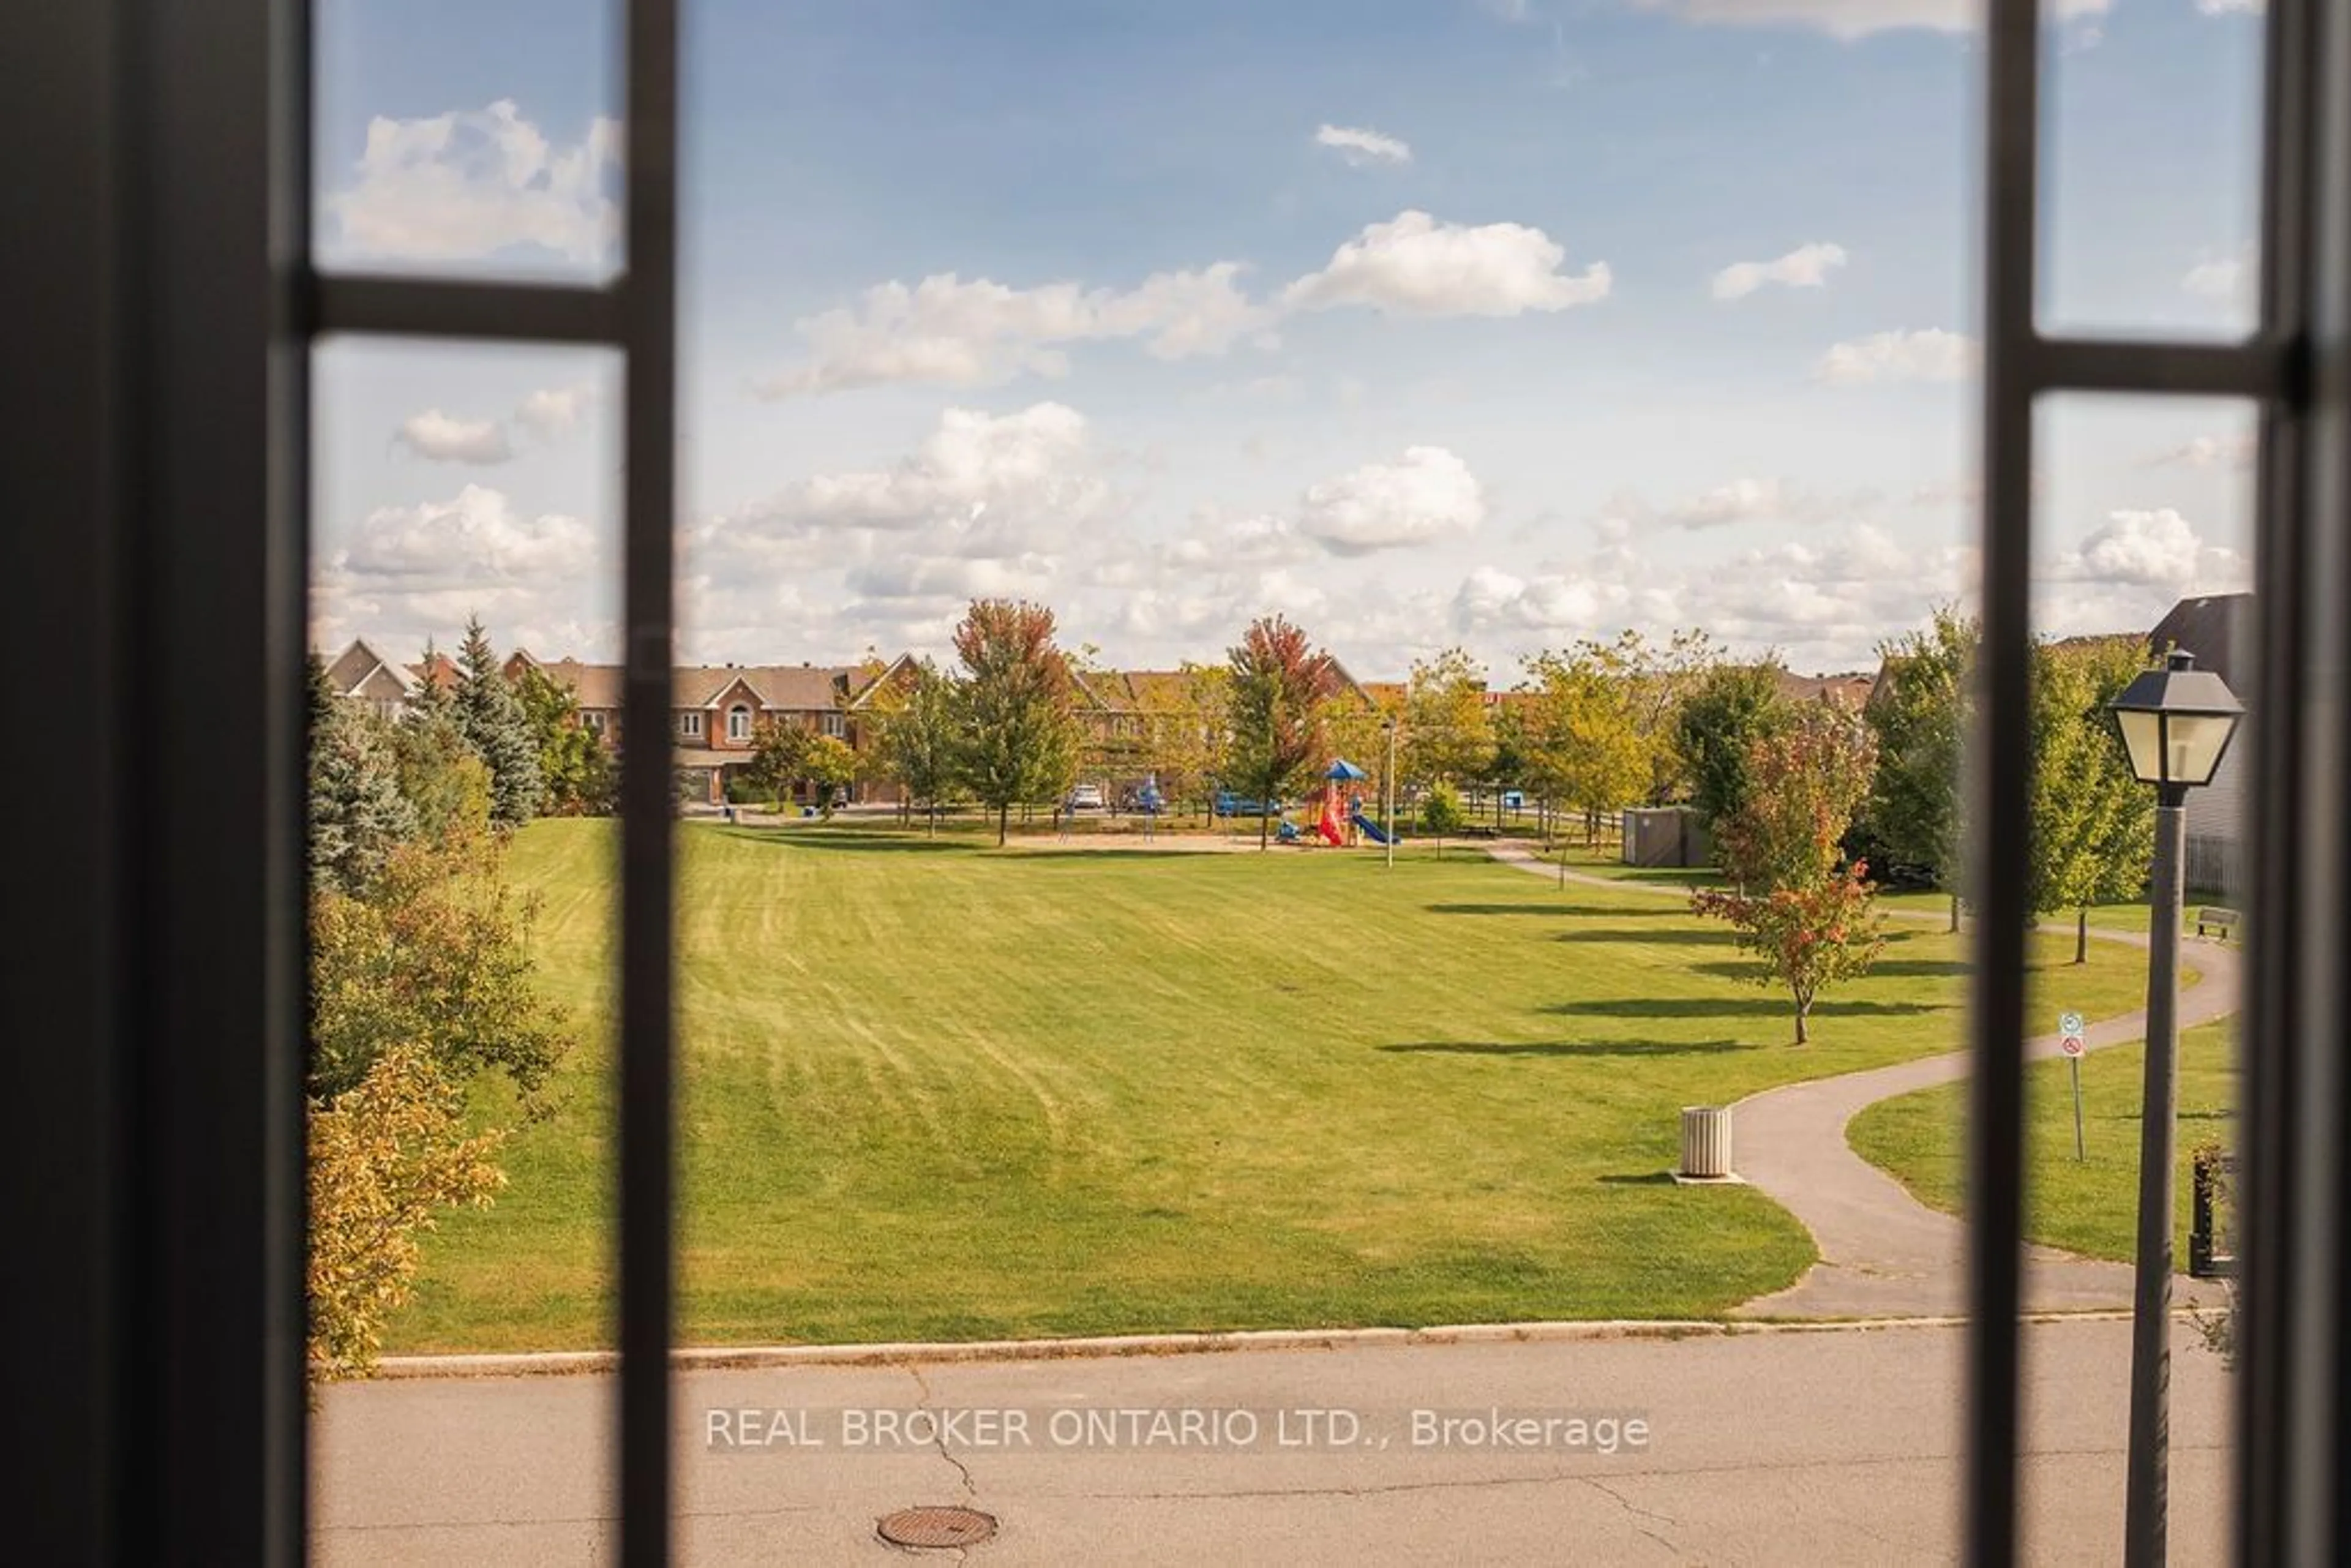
[389,820,2159,1351]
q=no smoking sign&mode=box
[2059,1010,2087,1058]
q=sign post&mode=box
[2060,1010,2088,1161]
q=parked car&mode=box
[1213,789,1283,818]
[1068,783,1106,811]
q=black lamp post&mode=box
[2110,648,2243,1568]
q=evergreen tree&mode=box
[453,617,544,828]
[307,653,418,896]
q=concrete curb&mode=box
[364,1309,2208,1381]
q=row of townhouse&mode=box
[324,639,1384,808]
[323,639,903,805]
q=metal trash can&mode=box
[1680,1106,1733,1180]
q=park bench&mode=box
[2195,906,2242,940]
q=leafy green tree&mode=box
[801,733,858,817]
[307,821,574,1108]
[951,598,1082,846]
[512,664,611,816]
[452,617,544,827]
[2031,637,2157,962]
[1226,614,1341,849]
[1693,707,1886,1043]
[1419,778,1468,855]
[1401,647,1495,797]
[1520,644,1654,846]
[307,654,418,896]
[1676,659,1794,840]
[1864,608,1976,929]
[743,716,810,808]
[868,660,963,831]
[1140,664,1233,822]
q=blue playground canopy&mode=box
[1325,759,1369,781]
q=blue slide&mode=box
[1350,810,1394,845]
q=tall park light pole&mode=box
[1382,716,1398,871]
[2109,648,2243,1568]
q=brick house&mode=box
[504,650,887,806]
[320,637,418,721]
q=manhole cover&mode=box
[877,1505,997,1550]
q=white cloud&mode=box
[1282,211,1611,318]
[2145,432,2257,471]
[1298,446,1487,555]
[1452,565,1630,634]
[326,100,620,266]
[757,266,1271,397]
[1659,477,1792,529]
[1815,328,1979,385]
[394,410,514,465]
[2195,0,2262,15]
[516,382,596,439]
[391,382,597,465]
[843,555,1056,602]
[1643,0,2107,39]
[1162,507,1316,569]
[1314,124,1413,167]
[333,484,598,583]
[1711,242,1848,301]
[703,402,1114,624]
[2057,508,2243,591]
[2181,252,2249,302]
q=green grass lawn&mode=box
[391,819,2163,1352]
[1848,1022,2236,1263]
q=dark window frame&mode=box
[7,0,2351,1561]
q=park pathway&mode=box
[1483,843,2239,1318]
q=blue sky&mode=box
[310,0,2264,677]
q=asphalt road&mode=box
[315,1316,2230,1565]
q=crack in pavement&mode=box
[902,1362,980,1501]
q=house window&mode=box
[727,704,751,741]
[583,710,605,733]
[680,711,702,739]
[822,711,845,738]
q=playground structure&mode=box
[1319,759,1371,847]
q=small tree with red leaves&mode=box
[1226,615,1343,850]
[1692,705,1885,1043]
[951,598,1081,846]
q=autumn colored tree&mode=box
[951,598,1082,846]
[1226,615,1342,849]
[1692,706,1886,1043]
[307,1046,506,1379]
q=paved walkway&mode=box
[317,1317,2227,1565]
[1483,844,2240,1318]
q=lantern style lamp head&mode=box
[2109,649,2244,800]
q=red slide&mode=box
[1316,796,1345,846]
